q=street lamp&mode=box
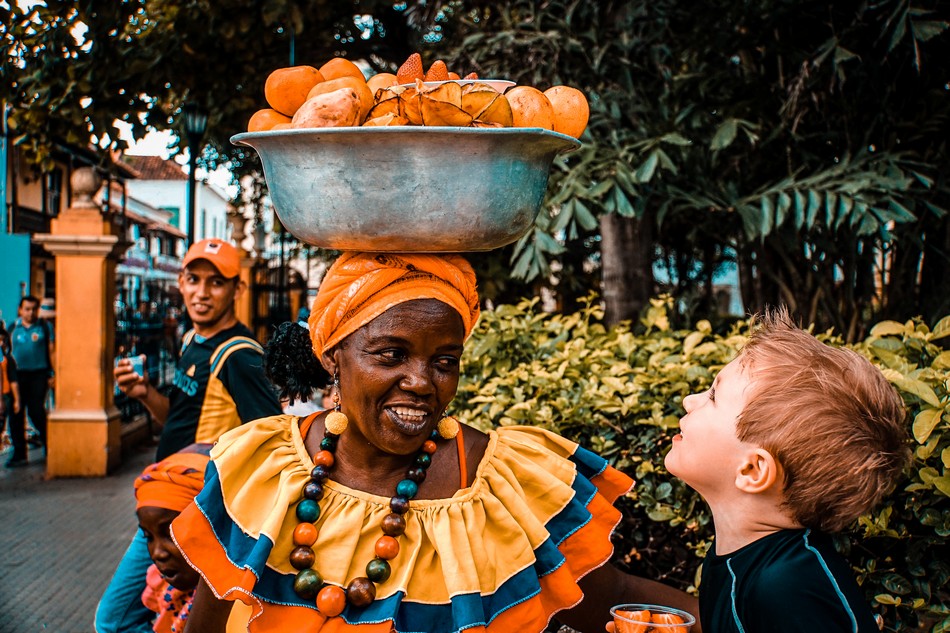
[183,102,208,245]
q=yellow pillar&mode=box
[34,167,126,477]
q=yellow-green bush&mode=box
[455,297,950,632]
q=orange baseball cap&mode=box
[182,239,241,278]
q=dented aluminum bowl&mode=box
[231,127,580,252]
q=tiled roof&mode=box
[122,154,188,181]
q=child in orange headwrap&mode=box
[134,445,210,633]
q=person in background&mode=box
[1,328,23,466]
[133,444,211,633]
[95,239,283,633]
[8,295,54,466]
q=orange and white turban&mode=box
[134,452,210,513]
[309,253,480,358]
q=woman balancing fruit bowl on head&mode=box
[172,253,699,633]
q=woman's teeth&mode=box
[391,407,426,422]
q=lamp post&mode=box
[183,103,208,245]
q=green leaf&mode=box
[635,150,659,183]
[710,118,738,151]
[760,195,774,236]
[892,376,941,407]
[870,321,908,337]
[776,191,792,228]
[805,190,822,227]
[931,316,950,341]
[911,19,949,42]
[913,408,943,444]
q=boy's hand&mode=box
[114,358,149,400]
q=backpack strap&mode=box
[209,336,264,379]
[180,329,197,355]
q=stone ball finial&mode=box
[70,167,102,209]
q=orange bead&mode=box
[421,440,437,454]
[375,535,400,560]
[293,522,319,547]
[313,450,335,468]
[316,585,347,617]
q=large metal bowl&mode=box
[231,127,580,252]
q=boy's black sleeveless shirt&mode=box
[700,528,879,633]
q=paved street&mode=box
[0,443,155,633]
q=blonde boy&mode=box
[665,309,909,632]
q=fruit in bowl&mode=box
[247,53,589,138]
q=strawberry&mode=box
[424,60,450,82]
[396,53,424,84]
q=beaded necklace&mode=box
[290,418,440,617]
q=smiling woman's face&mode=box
[323,299,465,456]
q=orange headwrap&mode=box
[134,452,210,513]
[309,253,480,358]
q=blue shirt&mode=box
[11,319,53,372]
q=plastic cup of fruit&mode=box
[610,603,695,632]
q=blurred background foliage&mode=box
[455,297,950,632]
[2,0,948,334]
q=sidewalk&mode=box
[0,443,156,633]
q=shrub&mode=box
[455,297,950,632]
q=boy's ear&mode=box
[735,448,781,494]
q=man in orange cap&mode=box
[98,239,281,633]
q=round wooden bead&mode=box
[313,450,335,468]
[366,558,392,584]
[407,467,427,484]
[389,496,410,515]
[290,545,316,570]
[303,481,325,501]
[380,513,406,537]
[293,522,319,547]
[396,479,418,500]
[296,499,321,523]
[316,585,347,617]
[413,453,432,468]
[311,465,330,482]
[346,577,377,607]
[293,568,323,600]
[421,440,437,454]
[375,535,400,560]
[320,435,337,451]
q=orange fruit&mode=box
[397,53,424,84]
[506,86,555,130]
[448,71,461,80]
[462,72,479,80]
[264,66,325,116]
[306,76,374,123]
[247,108,292,132]
[319,57,365,82]
[652,612,688,632]
[543,85,589,138]
[613,609,651,633]
[367,72,399,97]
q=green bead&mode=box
[396,479,419,499]
[296,499,321,523]
[366,558,392,583]
[414,453,432,468]
[294,568,323,600]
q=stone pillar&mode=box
[34,167,127,477]
[227,205,254,328]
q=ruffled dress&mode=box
[172,415,633,632]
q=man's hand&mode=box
[114,358,150,400]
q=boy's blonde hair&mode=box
[737,308,910,532]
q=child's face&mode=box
[137,506,200,591]
[665,356,757,497]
